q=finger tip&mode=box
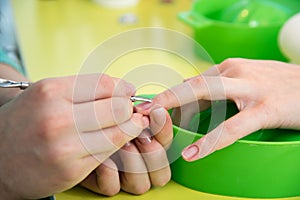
[135,102,153,114]
[131,113,146,130]
[150,107,166,120]
[142,116,150,128]
[181,145,200,162]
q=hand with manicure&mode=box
[136,58,300,161]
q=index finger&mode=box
[136,76,247,114]
[46,74,135,103]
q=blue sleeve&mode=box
[0,48,25,75]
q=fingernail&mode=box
[182,145,199,160]
[136,102,153,111]
[136,130,153,144]
[151,107,166,127]
[124,141,132,147]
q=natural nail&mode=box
[136,102,153,111]
[136,130,153,144]
[182,145,199,160]
[124,141,132,147]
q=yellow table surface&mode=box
[10,0,300,199]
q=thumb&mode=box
[181,107,264,161]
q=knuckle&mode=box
[33,79,60,101]
[189,76,205,87]
[221,58,243,68]
[219,58,249,77]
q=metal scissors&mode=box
[0,78,152,103]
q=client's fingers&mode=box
[135,130,171,187]
[149,107,173,149]
[181,106,264,161]
[118,142,151,195]
[136,76,248,114]
[80,158,120,196]
[171,100,211,129]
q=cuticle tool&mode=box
[0,78,152,103]
[0,78,30,90]
[130,96,152,103]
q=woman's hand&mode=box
[136,58,300,161]
[80,106,173,196]
[0,74,146,199]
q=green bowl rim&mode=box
[173,124,300,146]
[184,0,300,28]
[182,11,287,29]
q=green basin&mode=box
[178,0,300,63]
[168,101,300,198]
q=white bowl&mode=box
[279,13,300,64]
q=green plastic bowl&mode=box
[168,101,300,198]
[178,0,300,63]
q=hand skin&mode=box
[0,62,172,198]
[80,106,173,196]
[136,58,300,161]
[0,73,146,199]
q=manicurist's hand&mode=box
[0,74,146,199]
[136,58,300,161]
